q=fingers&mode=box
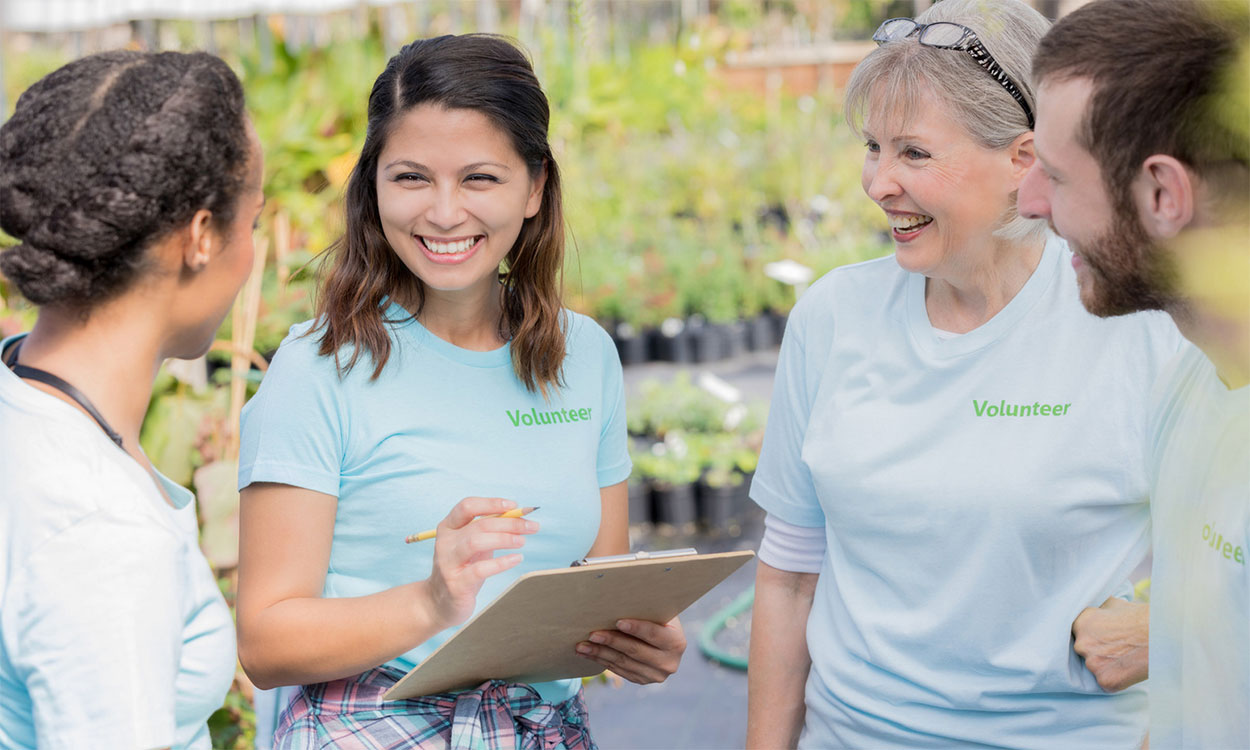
[1072,606,1096,639]
[611,618,686,650]
[575,619,686,685]
[472,517,540,536]
[459,530,530,555]
[576,637,671,684]
[442,497,516,530]
[469,553,523,579]
[437,500,538,564]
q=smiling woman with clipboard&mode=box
[234,35,687,750]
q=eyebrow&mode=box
[860,130,923,144]
[383,159,512,173]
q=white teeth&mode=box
[889,214,933,231]
[422,237,478,254]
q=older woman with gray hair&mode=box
[745,0,1183,747]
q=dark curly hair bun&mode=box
[0,50,250,307]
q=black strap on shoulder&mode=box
[4,338,125,448]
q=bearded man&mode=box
[1019,1,1249,747]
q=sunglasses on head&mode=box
[873,17,1035,130]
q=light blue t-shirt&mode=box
[751,236,1184,749]
[237,304,631,705]
[1146,345,1250,750]
[0,334,236,750]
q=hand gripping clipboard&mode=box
[382,549,754,700]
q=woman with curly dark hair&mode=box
[234,34,684,749]
[0,50,264,749]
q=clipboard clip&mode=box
[571,548,699,567]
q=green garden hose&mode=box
[698,584,755,670]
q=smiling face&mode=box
[375,105,545,307]
[860,94,1022,280]
[1018,77,1177,316]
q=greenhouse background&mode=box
[1,1,1093,746]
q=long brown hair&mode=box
[312,34,566,395]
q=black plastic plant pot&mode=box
[652,331,691,363]
[722,320,749,359]
[689,322,726,363]
[746,314,777,351]
[612,323,650,366]
[627,480,652,525]
[650,481,698,527]
[770,309,789,341]
[653,317,692,363]
[698,481,739,530]
[734,473,754,516]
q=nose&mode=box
[425,184,468,230]
[1017,163,1051,221]
[863,156,901,204]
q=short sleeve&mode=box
[238,325,345,496]
[593,325,632,487]
[750,306,826,528]
[6,514,181,750]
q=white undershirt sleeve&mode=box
[757,512,826,574]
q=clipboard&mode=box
[382,548,755,700]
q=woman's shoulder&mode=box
[265,317,360,382]
[789,253,903,331]
[560,309,614,354]
[0,436,181,579]
[556,310,623,383]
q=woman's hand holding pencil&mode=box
[422,497,539,630]
[406,505,539,543]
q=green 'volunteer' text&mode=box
[973,399,1072,418]
[506,406,592,427]
[1201,522,1246,565]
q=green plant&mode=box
[634,439,702,487]
[628,373,730,437]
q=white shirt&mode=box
[1147,345,1250,750]
[0,335,235,750]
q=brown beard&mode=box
[1070,206,1183,318]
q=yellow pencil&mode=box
[404,506,539,544]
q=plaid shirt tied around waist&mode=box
[273,666,597,750]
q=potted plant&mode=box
[699,465,744,531]
[625,445,652,527]
[693,432,753,530]
[634,437,701,531]
[730,440,761,516]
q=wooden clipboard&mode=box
[382,549,754,700]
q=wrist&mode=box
[406,579,450,640]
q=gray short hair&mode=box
[844,0,1051,243]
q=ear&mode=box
[1007,131,1036,186]
[1131,155,1195,239]
[523,161,548,219]
[184,209,215,272]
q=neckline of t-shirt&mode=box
[0,333,195,511]
[905,233,1061,359]
[382,299,513,369]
